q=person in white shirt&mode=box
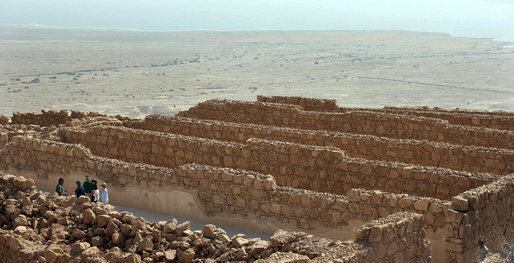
[91,183,100,203]
[100,182,109,204]
[477,240,489,262]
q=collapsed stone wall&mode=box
[0,172,431,263]
[177,99,514,149]
[443,174,514,263]
[0,136,449,232]
[60,125,491,199]
[125,115,514,175]
[257,95,339,112]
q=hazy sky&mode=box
[1,0,513,40]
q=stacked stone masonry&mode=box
[0,172,431,262]
[177,99,514,149]
[59,125,492,200]
[124,115,514,175]
[257,95,339,112]
[258,95,514,131]
[1,136,449,231]
[342,107,514,131]
[0,95,512,263]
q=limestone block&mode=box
[451,196,469,212]
[399,198,413,209]
[413,199,430,211]
[445,209,464,224]
[83,209,96,225]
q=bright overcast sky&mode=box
[1,0,513,40]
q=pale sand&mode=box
[1,26,513,117]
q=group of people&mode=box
[56,175,109,204]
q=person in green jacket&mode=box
[56,178,65,196]
[83,175,95,195]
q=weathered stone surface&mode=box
[137,237,153,252]
[179,248,195,263]
[164,249,177,262]
[247,240,271,256]
[97,214,111,227]
[71,241,91,254]
[202,224,217,239]
[1,96,512,263]
[83,208,96,225]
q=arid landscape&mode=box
[0,25,513,262]
[1,26,513,117]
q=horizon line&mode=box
[2,23,512,43]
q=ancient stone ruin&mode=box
[0,95,512,262]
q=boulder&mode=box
[137,237,153,252]
[247,240,271,256]
[124,253,142,263]
[77,195,90,204]
[97,215,111,227]
[83,208,96,225]
[176,221,190,235]
[106,219,120,236]
[164,250,177,262]
[121,224,133,236]
[163,219,178,233]
[13,214,29,228]
[71,229,86,239]
[91,236,104,247]
[202,224,217,239]
[179,248,195,263]
[71,241,91,254]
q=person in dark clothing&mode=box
[83,175,94,195]
[56,178,65,196]
[75,180,86,198]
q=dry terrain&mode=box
[1,26,513,117]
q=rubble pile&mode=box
[0,172,368,263]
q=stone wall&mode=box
[11,109,72,126]
[354,212,431,262]
[9,109,110,127]
[380,106,514,117]
[177,99,514,149]
[125,115,514,175]
[443,173,514,263]
[0,172,432,263]
[0,131,7,152]
[259,95,514,131]
[0,136,450,232]
[0,114,8,125]
[257,95,339,112]
[60,125,492,200]
[338,107,514,131]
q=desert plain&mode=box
[1,25,513,117]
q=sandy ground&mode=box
[114,204,269,240]
[1,26,513,117]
